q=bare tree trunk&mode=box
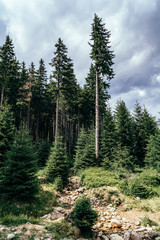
[35,116,39,145]
[0,85,4,108]
[95,70,99,159]
[55,93,59,142]
[27,101,31,130]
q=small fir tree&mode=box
[74,129,96,173]
[145,133,160,170]
[37,140,51,167]
[100,106,117,168]
[113,145,134,170]
[0,125,39,201]
[133,103,158,166]
[46,136,69,186]
[114,100,135,158]
[72,196,98,236]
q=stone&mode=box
[98,231,103,237]
[7,234,15,239]
[52,217,65,223]
[101,235,109,240]
[135,221,141,226]
[111,219,122,228]
[130,231,142,240]
[148,230,158,238]
[110,234,124,240]
[55,207,66,213]
[134,227,146,232]
[77,187,84,193]
[135,197,141,200]
[124,232,130,240]
[155,238,160,240]
[96,222,103,228]
[100,217,106,222]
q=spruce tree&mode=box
[89,14,115,158]
[145,132,160,170]
[100,106,117,168]
[81,64,108,129]
[37,140,51,167]
[133,104,158,166]
[0,105,15,168]
[0,36,20,124]
[113,145,134,170]
[0,126,39,201]
[0,35,15,107]
[133,102,144,165]
[74,129,96,173]
[46,136,69,186]
[16,61,29,126]
[31,59,47,143]
[114,100,135,157]
[50,38,78,153]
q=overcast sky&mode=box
[0,0,160,118]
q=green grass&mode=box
[141,215,158,227]
[0,214,41,226]
[0,182,57,221]
[46,219,77,240]
[80,167,119,188]
[119,168,160,199]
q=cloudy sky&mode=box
[0,0,160,118]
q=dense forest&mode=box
[0,13,160,224]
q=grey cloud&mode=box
[0,0,160,117]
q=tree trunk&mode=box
[0,85,4,108]
[55,92,59,142]
[35,115,39,145]
[95,70,99,159]
[27,101,31,130]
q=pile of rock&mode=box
[93,227,159,240]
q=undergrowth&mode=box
[46,219,77,240]
[79,167,119,188]
[0,182,57,224]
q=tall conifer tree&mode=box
[89,14,115,158]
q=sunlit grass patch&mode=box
[80,167,119,188]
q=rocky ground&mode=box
[0,176,160,239]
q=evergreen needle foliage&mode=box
[0,105,15,168]
[37,140,51,167]
[74,128,96,173]
[46,136,69,187]
[0,125,39,201]
[72,196,98,235]
[145,132,160,170]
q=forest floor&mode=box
[0,176,160,239]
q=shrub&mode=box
[72,196,98,235]
[138,169,160,187]
[54,177,63,191]
[80,167,118,188]
[119,178,158,199]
